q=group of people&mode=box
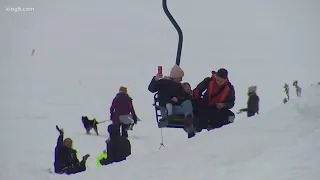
[148,64,260,138]
[54,123,132,175]
[283,80,302,103]
[53,64,260,175]
[54,87,137,175]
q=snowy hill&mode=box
[1,0,320,180]
[56,84,320,180]
[62,85,320,180]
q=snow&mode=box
[1,0,320,180]
[54,85,320,180]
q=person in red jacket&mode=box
[193,68,235,131]
[110,86,137,138]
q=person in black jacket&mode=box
[238,86,259,117]
[148,65,196,138]
[54,126,89,175]
[193,69,236,130]
[100,124,131,165]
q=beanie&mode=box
[216,68,228,79]
[169,65,184,79]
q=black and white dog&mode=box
[81,116,99,135]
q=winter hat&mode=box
[169,65,184,79]
[248,86,257,93]
[216,68,228,79]
[119,86,127,93]
[107,124,120,137]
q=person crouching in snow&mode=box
[54,126,89,175]
[148,65,196,138]
[238,86,260,117]
[100,124,131,165]
[110,86,138,138]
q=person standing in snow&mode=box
[237,86,260,117]
[284,83,289,100]
[293,80,301,97]
[193,69,236,131]
[100,124,131,165]
[148,64,196,138]
[54,126,89,175]
[110,86,138,138]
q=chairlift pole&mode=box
[162,0,183,66]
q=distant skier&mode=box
[293,80,301,97]
[54,126,89,175]
[237,86,259,117]
[110,86,138,138]
[284,83,289,100]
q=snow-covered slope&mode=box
[1,0,320,180]
[60,85,320,180]
[49,84,320,180]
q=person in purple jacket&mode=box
[110,86,138,138]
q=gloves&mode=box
[82,154,90,161]
[132,114,138,124]
[56,125,64,134]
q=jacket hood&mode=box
[116,92,127,96]
[108,124,120,138]
[116,92,133,100]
